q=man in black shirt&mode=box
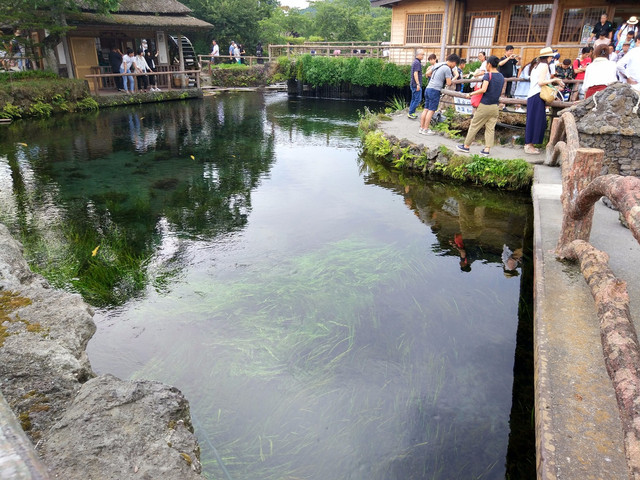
[590,13,614,42]
[498,45,518,97]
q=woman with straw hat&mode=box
[615,16,638,49]
[524,47,565,155]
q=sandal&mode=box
[524,146,540,155]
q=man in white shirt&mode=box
[617,34,640,90]
[210,40,219,69]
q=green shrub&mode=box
[0,103,22,119]
[435,150,533,189]
[75,96,99,111]
[209,64,273,87]
[362,130,392,159]
[0,70,59,85]
[28,100,53,117]
[288,55,410,89]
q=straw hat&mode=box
[628,16,638,25]
[539,47,554,57]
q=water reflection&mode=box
[359,157,530,278]
[0,95,276,305]
[0,94,534,479]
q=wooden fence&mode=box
[85,69,201,94]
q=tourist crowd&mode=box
[407,13,640,157]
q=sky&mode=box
[280,0,310,9]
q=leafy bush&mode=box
[209,64,274,87]
[435,151,533,189]
[362,130,392,159]
[28,100,53,117]
[287,54,410,88]
[75,96,99,111]
[0,103,23,119]
[0,70,59,85]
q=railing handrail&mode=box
[85,69,201,78]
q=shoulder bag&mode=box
[470,73,491,108]
[540,83,560,103]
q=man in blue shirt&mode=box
[408,49,424,119]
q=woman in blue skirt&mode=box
[524,47,565,155]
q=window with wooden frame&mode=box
[507,4,553,44]
[461,11,502,44]
[558,7,605,42]
[406,13,444,44]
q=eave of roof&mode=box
[371,0,401,7]
[68,12,213,30]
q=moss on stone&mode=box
[0,290,49,346]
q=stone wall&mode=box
[561,83,640,176]
[0,223,202,479]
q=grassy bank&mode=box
[0,71,98,119]
[359,110,533,191]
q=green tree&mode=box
[183,0,279,55]
[0,0,120,65]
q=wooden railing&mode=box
[266,43,587,65]
[550,111,640,480]
[442,77,582,112]
[85,69,201,94]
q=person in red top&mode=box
[572,47,592,99]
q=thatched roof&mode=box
[68,11,213,30]
[115,0,192,14]
[77,0,192,14]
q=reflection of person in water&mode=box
[502,244,523,277]
[451,233,473,272]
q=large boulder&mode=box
[561,83,640,175]
[41,375,202,480]
[0,223,95,442]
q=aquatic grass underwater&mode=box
[126,237,516,480]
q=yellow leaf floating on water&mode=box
[190,155,195,160]
[91,246,100,257]
[18,142,27,147]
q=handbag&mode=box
[540,83,559,103]
[470,73,491,108]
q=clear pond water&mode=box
[0,93,534,479]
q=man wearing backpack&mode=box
[419,54,460,135]
[408,49,424,119]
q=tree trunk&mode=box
[556,147,604,259]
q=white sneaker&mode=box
[419,128,426,135]
[425,129,435,135]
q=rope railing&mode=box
[551,111,640,480]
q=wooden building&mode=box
[371,0,640,65]
[49,0,212,90]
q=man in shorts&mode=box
[419,54,460,135]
